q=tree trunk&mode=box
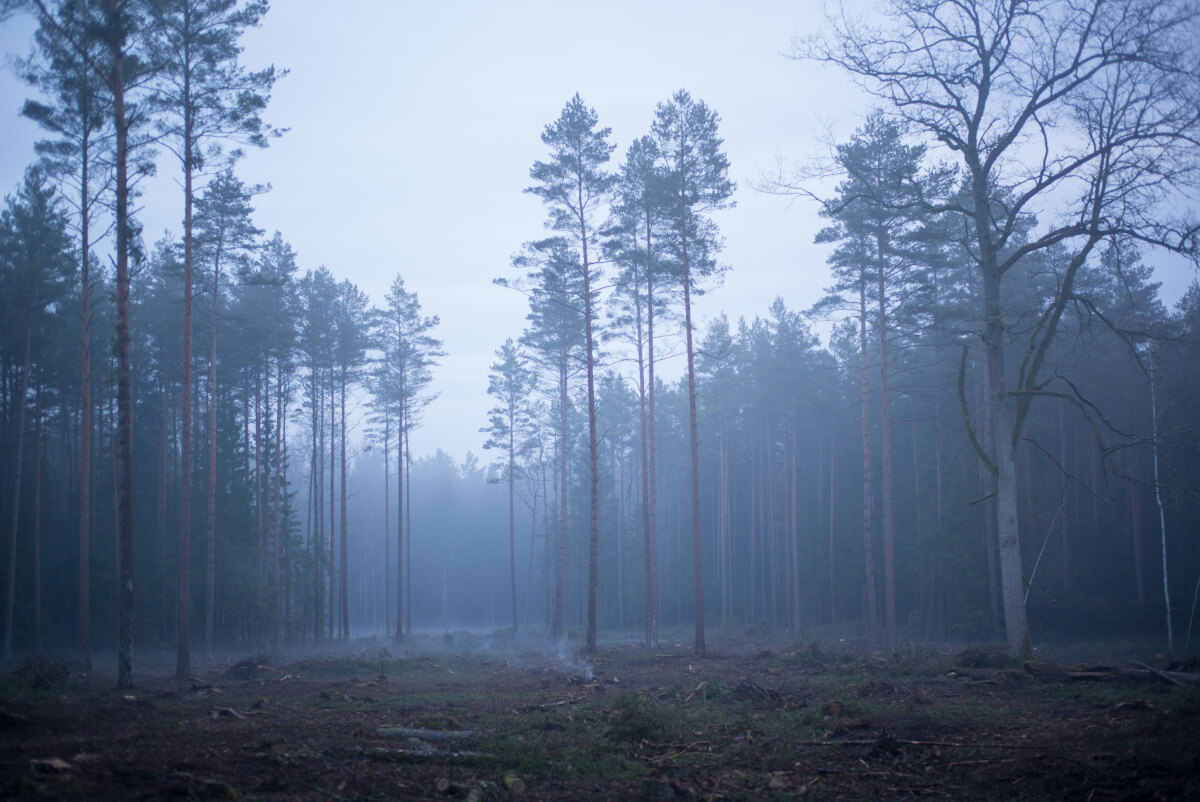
[311,366,321,640]
[405,422,412,636]
[828,432,836,625]
[750,447,759,624]
[78,128,93,673]
[383,408,390,637]
[876,245,897,646]
[582,223,600,655]
[552,362,569,642]
[33,381,43,653]
[858,275,878,639]
[339,366,349,640]
[1148,360,1172,654]
[1131,473,1145,605]
[4,312,32,661]
[111,7,136,687]
[205,235,220,659]
[616,448,625,630]
[508,405,518,631]
[273,359,284,641]
[400,384,410,643]
[766,432,778,629]
[637,348,654,643]
[644,259,659,647]
[328,367,336,638]
[1057,400,1072,595]
[982,265,1033,659]
[715,429,724,624]
[176,110,194,679]
[255,366,263,577]
[682,252,705,657]
[156,384,169,642]
[791,426,801,630]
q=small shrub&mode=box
[487,735,548,775]
[8,657,72,693]
[707,674,730,701]
[608,692,669,742]
[566,746,644,780]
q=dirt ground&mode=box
[1,633,1197,800]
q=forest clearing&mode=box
[2,633,1198,800]
[3,4,1200,780]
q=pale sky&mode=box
[2,2,1192,463]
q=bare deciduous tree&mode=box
[800,0,1200,657]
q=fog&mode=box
[0,1,1198,685]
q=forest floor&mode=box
[0,632,1197,800]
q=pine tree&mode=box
[525,94,614,654]
[28,0,150,688]
[145,0,280,678]
[816,113,947,645]
[651,89,735,656]
[0,168,75,660]
[331,279,369,640]
[18,0,111,670]
[509,238,586,641]
[481,339,535,632]
[606,135,670,647]
[374,275,442,641]
[192,168,262,657]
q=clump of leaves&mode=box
[608,692,670,743]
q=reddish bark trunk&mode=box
[582,212,599,656]
[858,274,878,638]
[683,253,705,657]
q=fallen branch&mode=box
[377,727,477,741]
[804,737,1052,751]
[533,695,587,710]
[370,745,491,764]
[800,655,833,673]
[948,667,1024,681]
[1130,661,1186,688]
[1022,660,1200,686]
[209,707,245,720]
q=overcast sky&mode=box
[1,2,866,463]
[1,2,1192,464]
